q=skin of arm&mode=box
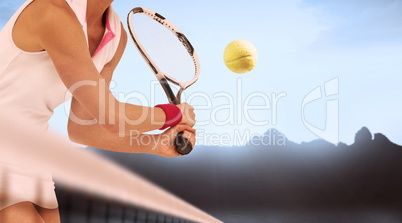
[67,23,196,156]
[29,2,194,135]
[12,1,196,156]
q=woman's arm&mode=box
[67,22,129,138]
[31,2,194,135]
[65,23,189,155]
[69,120,196,157]
[66,22,196,156]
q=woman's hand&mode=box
[154,124,196,157]
[177,103,196,127]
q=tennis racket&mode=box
[127,7,200,155]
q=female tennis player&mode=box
[0,0,196,222]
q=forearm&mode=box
[69,94,166,135]
[114,100,166,134]
[68,120,160,154]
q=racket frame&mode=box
[127,7,200,105]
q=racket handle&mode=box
[174,132,193,155]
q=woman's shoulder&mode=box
[28,0,83,32]
[11,0,84,53]
[31,0,72,11]
[33,0,70,7]
[29,0,79,22]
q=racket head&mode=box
[127,7,200,93]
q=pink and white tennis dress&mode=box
[0,0,121,210]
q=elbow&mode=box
[67,129,79,144]
[67,120,85,144]
[68,132,80,144]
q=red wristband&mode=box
[155,104,182,130]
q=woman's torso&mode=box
[0,0,121,131]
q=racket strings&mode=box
[131,13,196,84]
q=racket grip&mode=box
[174,132,193,155]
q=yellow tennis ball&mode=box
[224,39,258,74]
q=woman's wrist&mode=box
[154,107,166,130]
[155,104,182,130]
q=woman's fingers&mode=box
[173,124,196,135]
[183,130,196,147]
[177,103,196,127]
[158,124,196,157]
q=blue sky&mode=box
[1,0,401,146]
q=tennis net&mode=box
[0,110,221,223]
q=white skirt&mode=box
[0,161,58,211]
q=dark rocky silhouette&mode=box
[354,127,373,144]
[57,127,402,222]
